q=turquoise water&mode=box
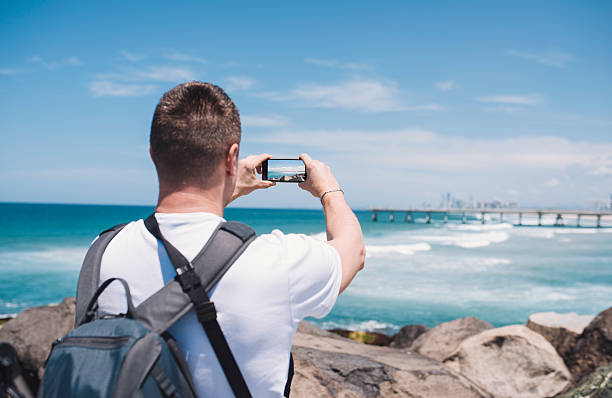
[1,202,611,333]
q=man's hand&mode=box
[298,153,340,199]
[230,153,275,203]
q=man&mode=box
[97,82,365,397]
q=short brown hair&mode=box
[150,81,241,185]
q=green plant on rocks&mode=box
[557,363,612,398]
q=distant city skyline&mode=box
[1,1,611,209]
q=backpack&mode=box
[0,342,34,398]
[40,214,294,398]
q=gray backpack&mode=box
[39,214,283,398]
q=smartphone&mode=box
[262,158,307,183]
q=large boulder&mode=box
[565,307,612,382]
[444,325,571,398]
[0,298,75,388]
[556,363,612,398]
[526,312,594,361]
[389,324,429,349]
[292,324,493,398]
[409,316,493,360]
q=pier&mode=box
[369,208,612,227]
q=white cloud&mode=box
[164,52,207,64]
[477,94,542,106]
[483,106,519,113]
[226,76,256,91]
[28,55,83,69]
[504,188,520,196]
[89,65,195,98]
[94,66,194,85]
[545,178,560,187]
[255,129,612,173]
[64,56,83,66]
[405,104,445,111]
[506,50,573,68]
[134,66,194,82]
[241,114,290,127]
[0,68,19,75]
[250,128,612,207]
[261,79,443,113]
[119,50,145,62]
[89,81,157,97]
[592,166,612,177]
[435,80,458,91]
[292,80,400,112]
[305,57,371,71]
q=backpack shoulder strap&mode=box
[75,223,128,327]
[138,214,256,398]
[135,220,256,333]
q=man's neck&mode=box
[155,186,225,217]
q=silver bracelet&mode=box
[320,188,344,204]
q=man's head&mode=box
[150,82,241,189]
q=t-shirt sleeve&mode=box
[281,232,342,322]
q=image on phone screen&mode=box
[263,159,307,183]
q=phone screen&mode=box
[263,158,307,183]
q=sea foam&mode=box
[319,319,400,334]
[365,243,431,258]
[0,247,87,270]
[409,231,509,248]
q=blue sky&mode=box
[1,1,611,209]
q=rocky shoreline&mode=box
[1,300,610,397]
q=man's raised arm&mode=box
[299,154,365,294]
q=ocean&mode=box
[1,202,611,334]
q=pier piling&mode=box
[577,214,581,227]
[372,211,377,222]
[481,212,486,224]
[597,215,601,228]
[426,212,431,224]
[405,212,413,223]
[462,213,466,224]
[389,212,394,222]
[518,213,523,226]
[538,212,543,226]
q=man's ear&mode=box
[226,143,239,177]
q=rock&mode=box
[0,297,75,386]
[444,325,571,398]
[0,316,13,329]
[297,320,342,339]
[328,329,392,346]
[527,312,594,361]
[292,328,493,398]
[389,324,429,349]
[556,363,612,398]
[566,307,612,382]
[409,316,493,360]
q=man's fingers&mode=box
[299,153,313,166]
[260,180,276,188]
[246,153,271,169]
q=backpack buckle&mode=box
[176,268,201,292]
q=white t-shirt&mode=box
[97,212,342,397]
